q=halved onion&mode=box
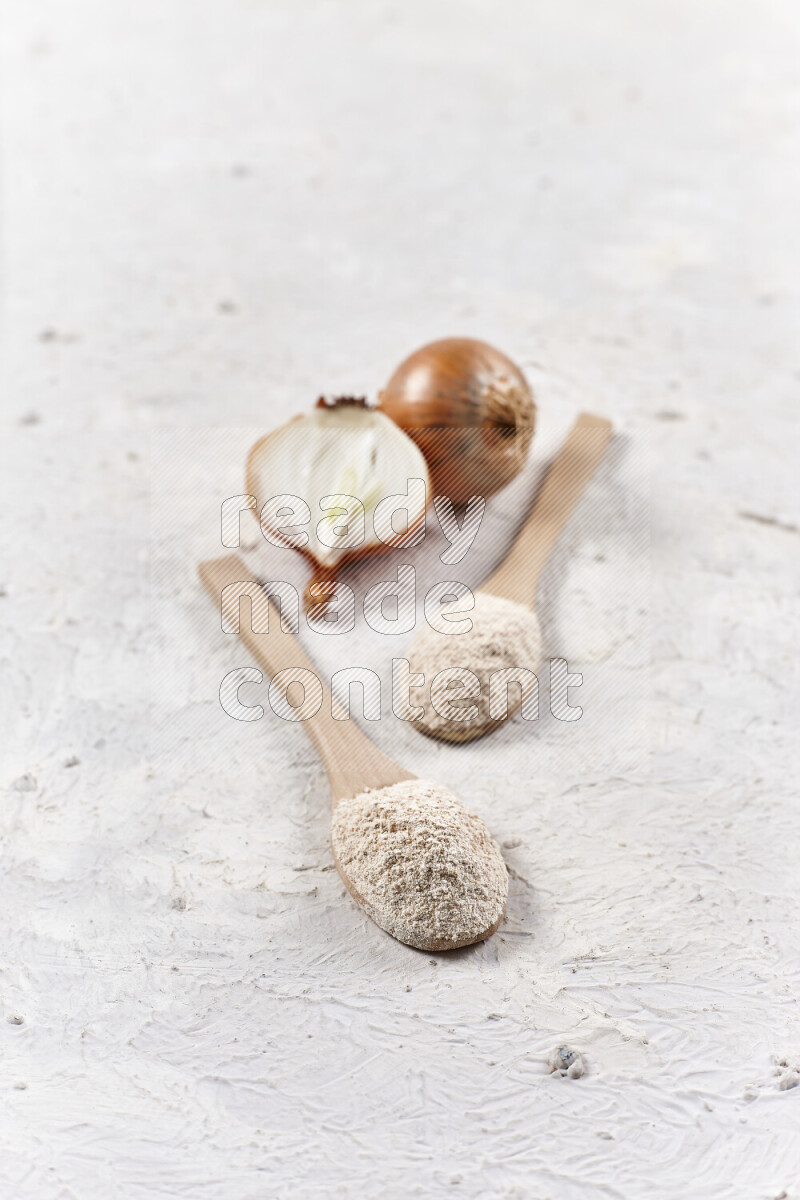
[246,397,431,609]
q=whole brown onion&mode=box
[377,338,536,504]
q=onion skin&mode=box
[377,338,536,504]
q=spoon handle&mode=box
[482,412,612,606]
[199,554,413,805]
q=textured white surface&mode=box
[2,2,799,1198]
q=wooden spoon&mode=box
[481,412,613,606]
[198,554,506,950]
[410,412,613,742]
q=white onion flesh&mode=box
[247,405,430,570]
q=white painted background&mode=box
[1,2,799,1197]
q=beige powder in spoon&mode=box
[408,591,542,740]
[330,779,507,951]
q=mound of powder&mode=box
[408,591,542,741]
[330,779,508,951]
